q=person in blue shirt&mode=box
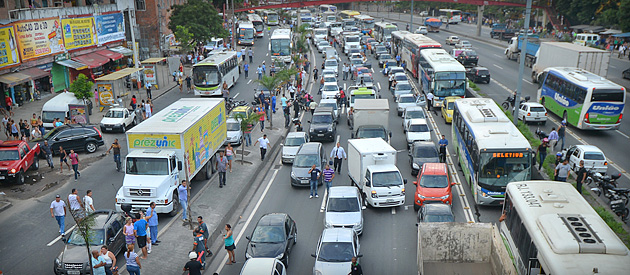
[146,202,159,245]
[271,94,277,114]
[178,180,188,221]
[438,135,448,163]
[133,212,149,259]
[243,63,249,78]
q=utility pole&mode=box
[183,153,192,229]
[231,0,236,50]
[128,8,139,68]
[513,0,532,125]
[410,0,414,32]
[157,4,162,57]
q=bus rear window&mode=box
[591,89,624,102]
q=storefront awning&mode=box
[72,52,110,69]
[141,57,167,64]
[96,49,124,61]
[95,67,144,81]
[108,46,134,56]
[56,59,88,70]
[0,67,50,87]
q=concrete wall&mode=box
[490,224,518,275]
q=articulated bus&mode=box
[339,10,360,20]
[353,15,374,35]
[391,30,411,57]
[401,34,442,78]
[193,51,240,96]
[269,28,292,64]
[319,4,337,13]
[501,181,630,274]
[373,22,398,42]
[247,14,264,37]
[237,22,255,45]
[452,98,532,205]
[418,49,466,107]
[537,67,625,130]
[263,10,279,26]
[439,9,462,24]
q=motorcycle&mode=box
[535,127,548,140]
[501,95,530,111]
[292,118,303,132]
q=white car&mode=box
[312,228,361,275]
[349,53,362,60]
[225,118,242,146]
[393,72,408,83]
[240,258,286,275]
[322,69,336,79]
[563,145,609,174]
[446,36,460,45]
[415,26,428,35]
[319,99,340,119]
[322,75,337,86]
[317,41,330,53]
[396,94,422,116]
[321,84,340,99]
[282,132,308,164]
[406,118,432,148]
[324,186,364,235]
[100,107,136,133]
[324,59,339,76]
[403,107,427,131]
[455,40,472,49]
[518,102,547,124]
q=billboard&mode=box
[0,25,20,68]
[182,102,226,176]
[15,18,65,61]
[68,104,90,124]
[61,16,97,50]
[95,13,125,45]
[97,83,113,106]
[143,64,157,87]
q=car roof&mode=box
[257,213,288,226]
[320,98,337,104]
[328,186,360,198]
[298,142,321,154]
[241,258,279,274]
[226,118,240,124]
[421,163,448,174]
[89,210,119,228]
[287,132,307,138]
[574,144,604,152]
[399,93,415,98]
[422,203,453,214]
[521,102,544,107]
[412,141,436,148]
[405,106,424,112]
[321,228,354,242]
[0,140,24,147]
[394,72,407,77]
[472,66,489,71]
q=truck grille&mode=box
[127,188,153,197]
[64,263,83,270]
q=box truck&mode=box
[348,138,406,208]
[115,98,227,215]
[350,99,391,142]
[532,42,611,82]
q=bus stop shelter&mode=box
[141,57,167,90]
[94,67,144,111]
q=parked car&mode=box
[440,96,459,123]
[417,204,454,223]
[291,142,325,187]
[415,26,428,34]
[245,213,297,266]
[282,132,309,164]
[324,186,364,235]
[563,145,608,174]
[225,118,243,146]
[33,124,105,154]
[397,94,422,116]
[403,107,426,131]
[518,102,547,124]
[0,140,40,184]
[405,119,432,148]
[312,228,361,275]
[466,67,491,84]
[445,36,460,45]
[455,40,472,49]
[413,163,454,211]
[321,83,341,100]
[455,50,478,66]
[240,258,287,275]
[409,141,440,176]
[100,107,136,133]
[54,210,126,275]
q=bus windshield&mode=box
[239,28,254,40]
[433,72,466,97]
[271,39,291,56]
[384,27,397,37]
[478,152,531,189]
[193,66,220,87]
[591,89,624,102]
[252,21,263,32]
[267,14,278,22]
[362,21,375,30]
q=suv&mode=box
[54,210,126,275]
[455,50,478,66]
[290,142,325,187]
[34,124,105,154]
[466,67,490,84]
[308,108,336,142]
[413,163,454,211]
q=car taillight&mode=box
[527,112,531,116]
[584,113,590,123]
[94,126,102,138]
[617,113,623,124]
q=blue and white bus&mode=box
[418,48,466,108]
[452,98,533,205]
[237,22,255,45]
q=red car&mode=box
[354,66,370,78]
[413,163,454,211]
[0,140,41,184]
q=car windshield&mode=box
[327,197,360,212]
[323,85,338,92]
[405,110,425,120]
[399,96,416,103]
[315,30,327,35]
[325,60,337,67]
[372,171,403,187]
[0,150,19,161]
[285,136,306,146]
[446,102,454,110]
[226,122,240,131]
[466,50,477,56]
[409,124,429,132]
[294,154,319,168]
[319,103,338,111]
[425,213,454,222]
[356,128,385,138]
[324,77,336,83]
[375,46,386,51]
[126,157,169,175]
[251,225,285,243]
[346,36,360,42]
[318,242,354,262]
[413,146,438,158]
[396,83,412,91]
[529,107,545,112]
[105,110,124,118]
[380,54,391,60]
[319,41,329,46]
[312,114,333,124]
[67,229,104,246]
[584,152,605,160]
[395,75,408,82]
[351,59,362,65]
[419,175,449,188]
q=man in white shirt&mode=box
[426,91,434,112]
[330,143,347,174]
[84,190,95,213]
[50,194,67,236]
[254,134,270,161]
[342,63,349,80]
[68,188,83,215]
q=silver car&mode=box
[403,107,427,132]
[396,94,423,116]
[324,186,364,235]
[392,81,413,99]
[312,228,361,275]
[319,99,339,120]
[225,118,243,146]
[282,132,308,164]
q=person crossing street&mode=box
[330,143,347,174]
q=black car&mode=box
[245,213,298,266]
[466,67,491,84]
[623,68,630,80]
[308,108,336,142]
[456,50,479,66]
[33,124,105,154]
[409,141,440,176]
[418,204,454,222]
[54,210,126,275]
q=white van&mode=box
[204,38,225,51]
[574,33,600,46]
[41,92,92,129]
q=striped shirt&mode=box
[323,168,335,182]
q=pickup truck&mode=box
[0,140,41,184]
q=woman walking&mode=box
[123,217,135,245]
[125,244,141,275]
[225,144,234,172]
[59,146,71,173]
[100,245,117,275]
[223,224,236,265]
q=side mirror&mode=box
[280,143,284,146]
[245,236,251,241]
[54,137,60,141]
[389,131,392,138]
[177,161,182,170]
[351,133,355,138]
[311,254,317,258]
[451,182,457,186]
[108,237,115,244]
[365,180,371,187]
[356,254,363,258]
[404,179,408,184]
[307,121,311,123]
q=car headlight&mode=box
[447,113,452,118]
[412,163,420,169]
[440,194,450,200]
[402,188,405,195]
[99,123,105,127]
[325,221,333,228]
[328,126,333,131]
[309,128,315,132]
[291,172,295,178]
[480,191,488,197]
[418,194,426,199]
[275,252,284,260]
[315,271,323,275]
[55,258,61,267]
[116,198,125,203]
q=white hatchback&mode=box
[321,84,340,99]
[312,228,361,275]
[563,145,609,174]
[324,186,364,235]
[406,118,432,148]
[518,102,547,124]
[446,36,460,45]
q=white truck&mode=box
[348,138,406,208]
[531,42,611,82]
[115,98,227,215]
[341,31,361,55]
[350,99,391,142]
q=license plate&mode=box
[67,271,80,275]
[386,199,394,202]
[301,180,309,184]
[106,128,112,130]
[318,134,324,137]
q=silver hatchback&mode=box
[324,186,364,235]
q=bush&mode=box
[594,206,630,249]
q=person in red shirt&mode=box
[5,95,13,116]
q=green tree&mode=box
[256,75,281,128]
[174,25,194,54]
[233,112,263,163]
[66,205,97,275]
[69,74,93,106]
[169,0,228,46]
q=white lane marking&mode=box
[214,169,279,275]
[492,79,514,93]
[233,92,240,98]
[616,130,630,139]
[523,79,533,85]
[377,82,382,90]
[320,188,328,212]
[47,225,77,246]
[266,53,269,56]
[247,79,252,84]
[341,106,346,114]
[344,83,347,91]
[493,54,502,58]
[610,65,617,69]
[493,64,503,70]
[391,207,396,215]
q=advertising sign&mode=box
[61,17,97,50]
[15,18,65,61]
[95,13,125,45]
[68,104,90,124]
[143,64,157,87]
[127,134,182,149]
[182,102,226,176]
[0,25,20,68]
[97,83,113,106]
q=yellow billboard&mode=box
[183,101,226,176]
[0,25,20,68]
[14,18,65,61]
[97,83,113,106]
[61,17,97,50]
[127,134,182,150]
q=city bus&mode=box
[391,30,411,57]
[319,4,337,13]
[452,98,532,205]
[247,14,264,37]
[373,22,398,42]
[439,9,462,24]
[262,10,279,26]
[418,48,466,107]
[353,15,375,35]
[339,10,360,20]
[237,22,255,45]
[537,67,625,130]
[192,51,240,96]
[501,181,630,274]
[401,34,442,77]
[269,28,292,64]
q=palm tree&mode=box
[233,112,263,164]
[275,66,299,96]
[255,75,281,128]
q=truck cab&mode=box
[0,140,40,185]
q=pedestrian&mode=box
[262,61,266,75]
[223,224,236,265]
[313,68,319,80]
[575,160,587,194]
[438,135,448,163]
[145,202,159,246]
[106,139,122,172]
[2,115,8,138]
[145,82,152,99]
[68,188,83,216]
[548,127,558,150]
[243,122,253,147]
[69,150,80,181]
[50,194,67,236]
[556,121,566,151]
[130,95,137,111]
[271,93,277,114]
[243,63,249,78]
[84,190,95,214]
[257,65,263,80]
[257,107,266,131]
[308,164,321,198]
[172,70,177,82]
[124,217,136,245]
[59,146,70,173]
[555,159,571,182]
[4,95,13,116]
[349,256,363,275]
[288,83,296,99]
[309,99,318,115]
[222,87,230,101]
[426,91,434,112]
[42,141,54,169]
[323,164,335,191]
[124,244,142,275]
[178,180,189,221]
[134,211,149,259]
[197,216,212,255]
[100,245,117,275]
[293,98,300,118]
[350,64,357,80]
[254,134,270,160]
[185,75,192,93]
[144,100,153,118]
[184,251,203,275]
[225,144,234,172]
[284,102,291,128]
[192,228,207,267]
[91,250,107,275]
[241,47,246,62]
[248,48,253,63]
[319,76,324,94]
[216,151,228,188]
[179,76,184,93]
[330,142,347,174]
[537,138,549,170]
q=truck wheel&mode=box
[204,161,211,180]
[31,157,39,170]
[85,142,97,153]
[15,171,25,185]
[169,193,180,217]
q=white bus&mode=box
[537,67,625,130]
[237,22,255,45]
[418,48,466,106]
[269,28,292,64]
[373,22,398,42]
[391,30,411,57]
[401,34,441,78]
[353,15,375,35]
[452,98,533,205]
[262,10,279,26]
[439,9,462,24]
[323,11,337,23]
[501,181,630,274]
[247,14,264,37]
[192,51,240,96]
[319,4,337,13]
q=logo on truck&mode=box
[162,105,199,123]
[128,134,181,149]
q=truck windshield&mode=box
[126,157,169,175]
[0,150,19,161]
[105,110,124,118]
[372,171,403,187]
[42,111,66,123]
[356,128,385,139]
